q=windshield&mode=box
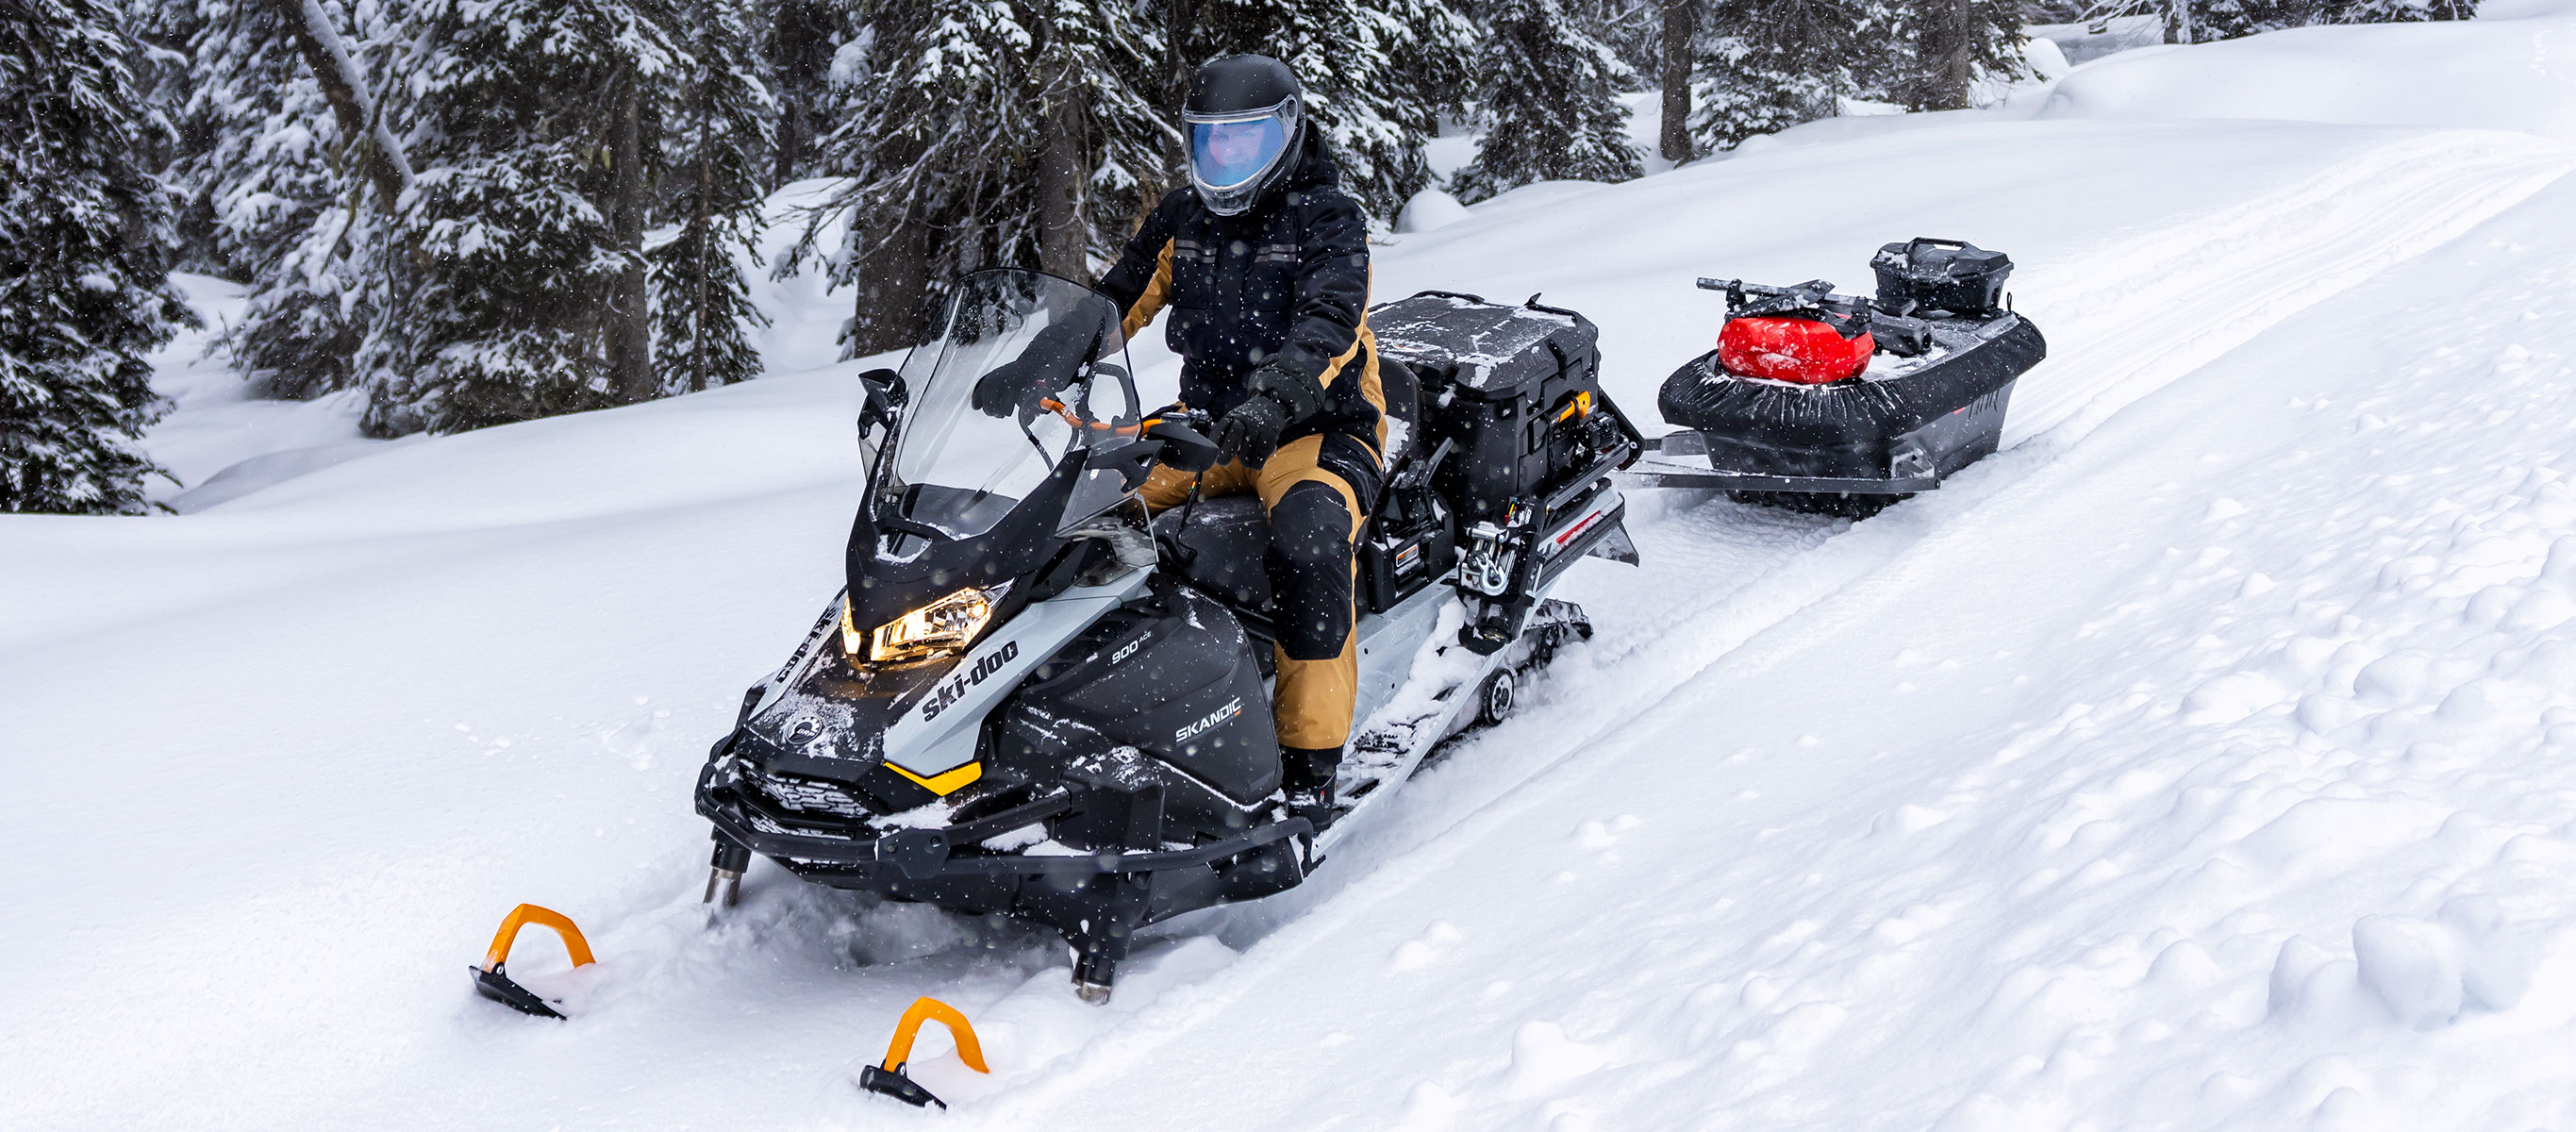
[889,270,1141,541]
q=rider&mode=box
[1078,55,1388,813]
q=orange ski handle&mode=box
[880,997,989,1074]
[479,903,595,973]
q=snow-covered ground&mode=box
[9,8,2576,1128]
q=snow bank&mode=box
[1397,188,1471,233]
[137,275,381,508]
[2041,6,2576,143]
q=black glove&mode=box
[970,354,1068,421]
[1212,359,1325,467]
[971,320,1098,420]
[1212,391,1290,467]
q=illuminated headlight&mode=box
[848,585,1002,663]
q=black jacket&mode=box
[1097,130,1385,452]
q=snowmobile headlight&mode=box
[839,598,869,657]
[864,586,1001,663]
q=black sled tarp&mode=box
[1657,313,2047,483]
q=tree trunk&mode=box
[1036,67,1089,281]
[268,0,410,208]
[2166,0,2193,43]
[1130,0,1200,231]
[767,0,828,188]
[846,208,932,358]
[688,139,715,391]
[1658,0,1693,164]
[1166,0,1200,102]
[1915,0,1974,111]
[607,71,655,402]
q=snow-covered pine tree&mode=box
[1585,0,1672,77]
[1690,0,1864,151]
[2169,0,2262,40]
[125,0,222,273]
[1,0,196,514]
[2081,0,2471,42]
[1193,0,1478,219]
[816,0,1171,356]
[170,0,377,398]
[1031,0,1174,276]
[2305,0,2478,24]
[1450,0,1644,203]
[652,0,775,394]
[1559,0,1684,164]
[363,0,677,434]
[1880,0,2025,112]
[762,0,851,185]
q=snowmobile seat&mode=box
[1162,493,1272,612]
[1161,361,1413,616]
[1157,359,1416,621]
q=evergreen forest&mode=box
[2,0,2476,513]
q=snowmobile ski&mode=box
[858,997,988,1108]
[469,903,594,1020]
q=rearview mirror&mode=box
[1143,419,1220,474]
[1083,438,1161,491]
[858,368,907,436]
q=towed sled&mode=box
[692,271,1639,1002]
[1630,239,2047,516]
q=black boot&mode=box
[1282,745,1345,830]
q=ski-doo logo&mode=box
[1174,696,1244,746]
[919,641,1020,723]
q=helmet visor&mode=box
[1188,114,1289,191]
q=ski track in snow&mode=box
[367,123,2575,1126]
[913,126,2576,1125]
[1026,182,2576,1132]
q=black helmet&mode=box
[1183,55,1305,216]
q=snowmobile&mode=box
[692,270,1640,1003]
[1630,239,2048,516]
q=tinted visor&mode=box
[1188,114,1288,191]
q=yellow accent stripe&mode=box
[1122,239,1174,341]
[887,760,983,796]
[1314,266,1376,391]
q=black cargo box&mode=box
[1371,291,1621,521]
[1871,239,2013,317]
